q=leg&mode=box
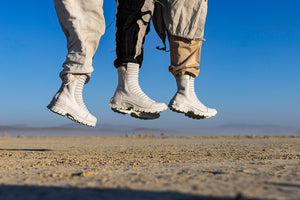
[54,0,105,80]
[114,0,153,67]
[48,0,105,127]
[110,0,167,120]
[163,0,217,119]
[168,35,217,119]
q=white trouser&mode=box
[54,0,105,83]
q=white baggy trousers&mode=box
[54,0,105,83]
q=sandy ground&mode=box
[0,136,299,200]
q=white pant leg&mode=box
[54,0,105,82]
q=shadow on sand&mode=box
[0,185,260,200]
[265,182,300,188]
[0,149,52,152]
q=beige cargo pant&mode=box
[168,35,202,78]
[54,0,105,83]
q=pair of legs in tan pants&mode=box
[110,0,217,121]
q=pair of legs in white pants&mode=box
[48,0,105,127]
[48,0,217,127]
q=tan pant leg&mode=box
[54,0,105,82]
[168,35,202,78]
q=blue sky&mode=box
[0,1,299,130]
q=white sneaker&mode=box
[169,75,217,119]
[47,74,97,127]
[109,63,167,119]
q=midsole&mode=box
[169,101,213,116]
[48,103,96,124]
[110,99,166,113]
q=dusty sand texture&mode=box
[0,136,299,200]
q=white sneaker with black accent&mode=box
[110,62,167,119]
[47,74,97,127]
[169,74,217,119]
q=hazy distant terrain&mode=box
[0,123,299,137]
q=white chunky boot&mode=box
[169,75,217,119]
[110,62,167,119]
[47,74,97,127]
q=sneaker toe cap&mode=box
[86,113,97,127]
[207,108,218,116]
[151,102,168,112]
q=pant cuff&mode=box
[169,65,200,78]
[60,71,91,84]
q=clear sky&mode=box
[0,1,299,130]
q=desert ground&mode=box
[0,136,299,200]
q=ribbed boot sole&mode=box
[168,101,216,120]
[109,101,164,120]
[47,103,97,127]
[111,107,160,120]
